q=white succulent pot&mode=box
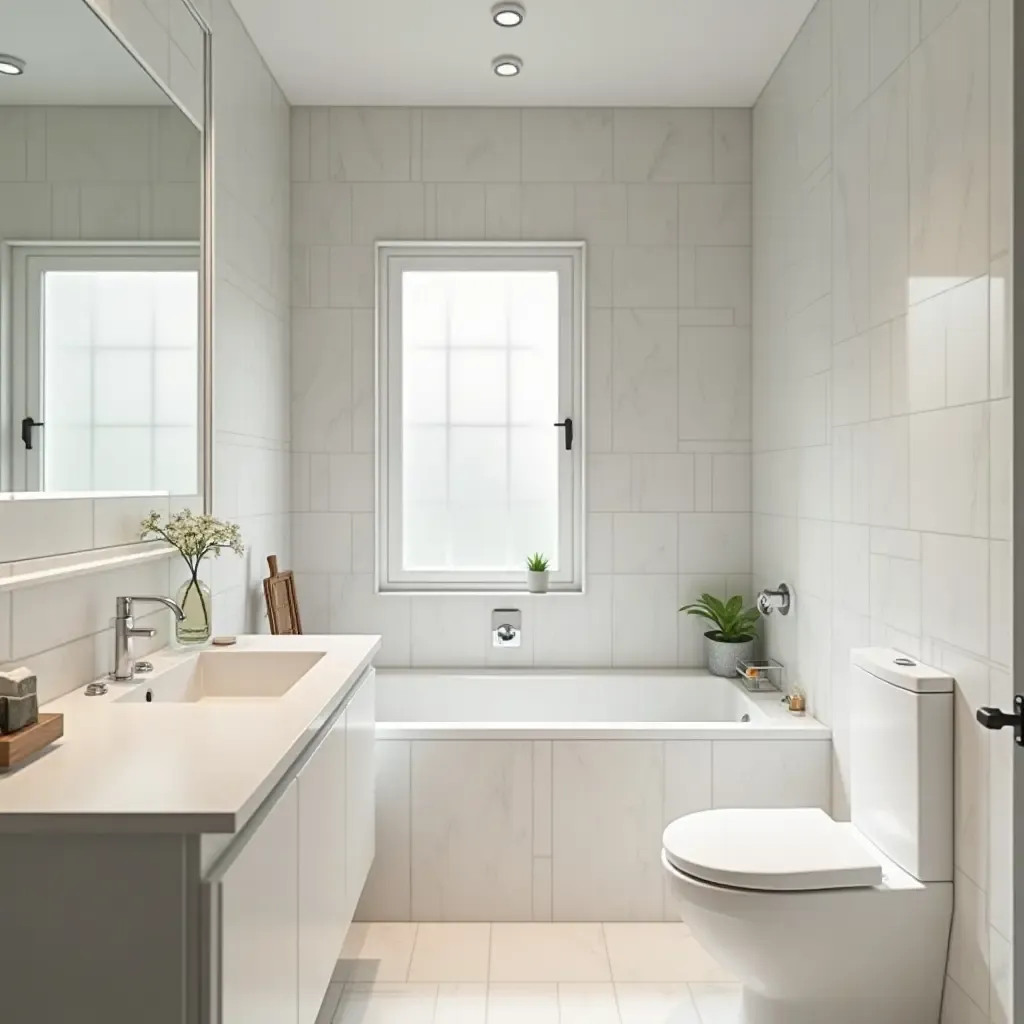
[527,570,550,594]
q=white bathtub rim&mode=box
[374,721,831,740]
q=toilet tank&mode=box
[849,648,954,882]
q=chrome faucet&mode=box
[112,596,185,681]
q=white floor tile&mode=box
[407,923,491,982]
[334,983,438,1023]
[489,922,612,982]
[615,983,702,1023]
[604,923,728,983]
[557,983,621,1023]
[486,983,560,1023]
[434,982,487,1023]
[336,922,419,982]
[689,983,742,1024]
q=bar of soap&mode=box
[0,693,39,734]
[0,667,37,700]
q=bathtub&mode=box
[357,671,832,923]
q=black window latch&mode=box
[554,417,573,451]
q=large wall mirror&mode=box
[0,0,210,529]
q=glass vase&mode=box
[176,575,212,645]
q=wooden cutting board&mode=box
[0,713,64,771]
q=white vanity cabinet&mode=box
[0,638,380,1024]
[205,667,376,1024]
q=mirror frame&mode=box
[0,0,213,593]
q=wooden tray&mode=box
[0,713,64,771]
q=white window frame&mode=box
[376,241,585,593]
[6,242,201,493]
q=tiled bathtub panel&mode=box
[359,736,833,922]
[551,740,666,921]
[355,740,411,922]
[662,741,714,921]
[711,739,832,810]
[410,740,535,921]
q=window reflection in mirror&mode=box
[0,0,202,497]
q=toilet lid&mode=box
[663,808,884,891]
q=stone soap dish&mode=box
[736,659,783,693]
[0,714,64,771]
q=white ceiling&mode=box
[0,0,170,105]
[231,0,817,107]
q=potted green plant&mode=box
[141,509,244,645]
[679,593,760,678]
[526,552,550,593]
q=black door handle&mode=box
[977,696,1024,746]
[21,416,44,451]
[554,417,573,451]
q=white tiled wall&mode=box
[0,105,201,245]
[752,1,1012,1020]
[291,106,754,668]
[356,736,830,923]
[0,0,291,699]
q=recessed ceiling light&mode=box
[492,2,526,27]
[492,54,523,77]
[0,55,25,76]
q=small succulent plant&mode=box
[526,553,550,572]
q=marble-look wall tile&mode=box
[678,328,752,441]
[713,109,752,184]
[908,0,990,304]
[921,533,989,659]
[611,575,679,667]
[832,0,870,120]
[521,109,613,182]
[612,310,678,452]
[552,740,665,920]
[613,109,714,183]
[832,102,871,343]
[869,64,909,326]
[411,740,534,921]
[421,108,521,182]
[908,404,989,538]
[328,108,411,181]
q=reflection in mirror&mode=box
[0,0,203,497]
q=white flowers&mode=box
[141,509,244,574]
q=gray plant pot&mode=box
[704,632,755,678]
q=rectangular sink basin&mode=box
[116,650,325,703]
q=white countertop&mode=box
[0,634,381,835]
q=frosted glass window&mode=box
[35,261,199,493]
[379,245,584,591]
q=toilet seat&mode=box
[662,807,884,891]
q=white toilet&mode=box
[662,648,954,1024]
